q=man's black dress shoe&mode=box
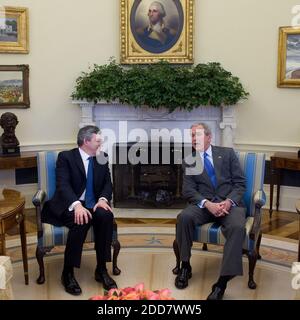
[206,284,225,300]
[95,270,117,291]
[175,267,192,289]
[61,273,82,296]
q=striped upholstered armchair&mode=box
[32,150,121,284]
[173,151,266,289]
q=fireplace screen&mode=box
[112,143,190,209]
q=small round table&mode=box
[0,189,28,285]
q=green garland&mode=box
[72,60,249,112]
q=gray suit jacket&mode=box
[182,146,246,206]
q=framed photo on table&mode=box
[0,65,30,109]
[120,0,194,64]
[277,26,300,87]
[0,7,29,53]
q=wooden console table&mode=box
[269,152,300,218]
[0,152,37,170]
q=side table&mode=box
[0,189,28,285]
[0,152,37,170]
[269,152,300,218]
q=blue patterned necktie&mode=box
[204,152,217,188]
[85,156,96,208]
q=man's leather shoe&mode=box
[61,273,82,296]
[206,284,225,300]
[95,270,117,291]
[175,267,192,289]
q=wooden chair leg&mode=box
[172,239,180,275]
[36,246,46,284]
[256,232,262,260]
[247,250,258,289]
[112,239,121,275]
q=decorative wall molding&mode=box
[234,142,300,159]
[20,142,76,152]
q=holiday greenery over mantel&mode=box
[72,60,249,113]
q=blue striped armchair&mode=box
[32,150,121,284]
[172,151,266,289]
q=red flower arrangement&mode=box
[90,282,175,300]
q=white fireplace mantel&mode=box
[73,100,236,150]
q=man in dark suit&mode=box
[175,123,246,300]
[42,125,117,295]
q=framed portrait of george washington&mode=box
[277,26,300,87]
[0,7,29,53]
[120,0,194,64]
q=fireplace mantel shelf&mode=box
[73,100,237,148]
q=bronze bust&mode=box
[0,112,20,156]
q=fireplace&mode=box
[75,101,237,212]
[112,142,191,208]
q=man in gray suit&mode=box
[175,123,246,300]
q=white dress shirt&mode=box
[197,145,235,209]
[68,148,108,211]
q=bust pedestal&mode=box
[0,144,20,157]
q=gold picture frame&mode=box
[0,7,29,54]
[0,65,30,109]
[277,26,300,87]
[120,0,194,64]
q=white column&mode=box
[78,101,95,128]
[219,106,236,148]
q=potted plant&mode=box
[72,60,249,113]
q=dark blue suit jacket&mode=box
[41,148,112,226]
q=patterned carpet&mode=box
[4,226,299,300]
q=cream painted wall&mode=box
[196,0,300,150]
[0,0,299,151]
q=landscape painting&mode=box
[277,26,300,87]
[0,7,28,53]
[0,65,30,108]
[0,17,18,42]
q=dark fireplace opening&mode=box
[112,142,191,209]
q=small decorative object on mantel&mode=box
[0,112,20,157]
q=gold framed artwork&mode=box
[0,65,30,109]
[120,0,194,64]
[0,7,29,54]
[277,26,300,87]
